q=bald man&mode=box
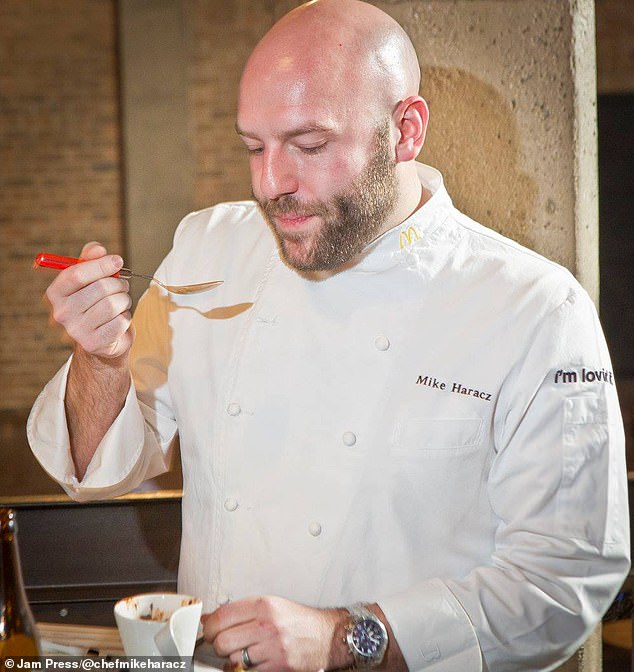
[29,1,628,671]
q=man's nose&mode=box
[258,148,298,200]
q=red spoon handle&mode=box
[34,252,120,278]
[34,252,83,270]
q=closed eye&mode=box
[299,143,327,155]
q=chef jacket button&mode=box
[227,403,241,416]
[224,498,238,512]
[342,431,357,446]
[309,522,322,536]
[375,336,390,351]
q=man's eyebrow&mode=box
[235,123,335,139]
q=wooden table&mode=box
[38,622,124,656]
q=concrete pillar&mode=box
[370,0,599,301]
[118,0,195,305]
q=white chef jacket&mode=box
[28,164,629,672]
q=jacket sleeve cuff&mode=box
[27,356,163,498]
[378,578,484,672]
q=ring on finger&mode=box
[241,647,253,669]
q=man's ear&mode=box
[393,96,429,162]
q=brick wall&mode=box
[0,0,123,410]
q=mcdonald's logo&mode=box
[399,226,420,249]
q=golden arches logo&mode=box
[399,226,420,249]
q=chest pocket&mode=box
[392,417,483,459]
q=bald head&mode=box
[240,0,420,123]
[236,0,429,273]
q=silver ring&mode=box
[241,647,253,669]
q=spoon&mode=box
[34,252,223,295]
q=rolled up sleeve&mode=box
[27,282,178,501]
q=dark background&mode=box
[599,94,634,380]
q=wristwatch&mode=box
[345,603,388,668]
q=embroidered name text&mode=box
[416,375,492,401]
[451,382,492,401]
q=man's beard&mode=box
[257,122,398,272]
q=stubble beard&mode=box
[257,122,398,272]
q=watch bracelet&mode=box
[344,602,388,669]
[346,603,376,622]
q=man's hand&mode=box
[45,241,135,479]
[202,596,351,672]
[46,241,134,359]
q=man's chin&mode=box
[279,240,354,274]
[267,215,352,273]
[279,238,317,272]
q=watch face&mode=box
[351,618,385,657]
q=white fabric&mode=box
[28,164,630,671]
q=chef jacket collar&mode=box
[350,163,453,274]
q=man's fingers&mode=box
[40,241,134,359]
[204,598,264,640]
[211,620,261,658]
[81,291,133,332]
[205,597,332,672]
[51,278,130,323]
[79,241,108,260]
[228,642,267,670]
[50,254,124,298]
[64,292,132,349]
[91,312,134,354]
